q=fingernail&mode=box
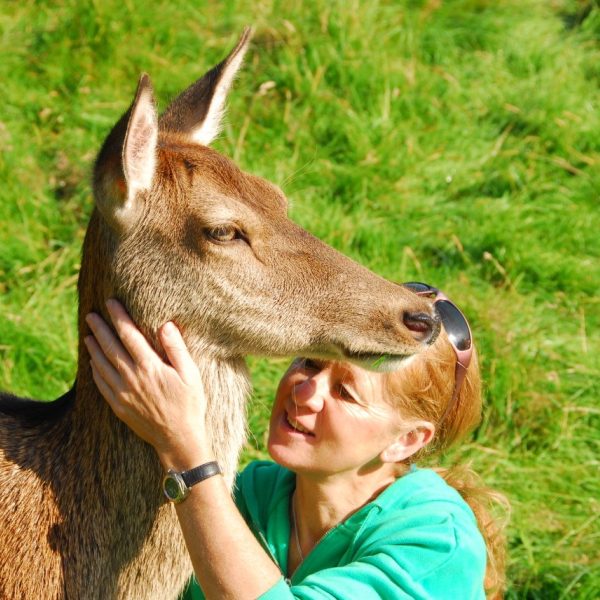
[163,322,176,335]
[85,314,94,326]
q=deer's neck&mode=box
[187,356,250,483]
[74,209,250,485]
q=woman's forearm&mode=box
[174,474,282,600]
[157,430,283,598]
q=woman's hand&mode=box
[84,299,211,470]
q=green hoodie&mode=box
[181,461,486,599]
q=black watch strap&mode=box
[180,461,222,488]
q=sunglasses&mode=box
[403,282,473,424]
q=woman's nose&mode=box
[292,376,325,412]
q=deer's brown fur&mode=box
[0,30,438,599]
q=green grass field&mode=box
[1,1,598,597]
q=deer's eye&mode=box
[207,225,241,243]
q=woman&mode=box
[84,284,506,599]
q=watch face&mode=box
[164,476,181,501]
[163,470,189,502]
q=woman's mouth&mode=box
[284,412,313,436]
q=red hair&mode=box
[383,332,509,598]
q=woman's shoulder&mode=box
[340,469,486,597]
[355,467,486,582]
[377,466,478,519]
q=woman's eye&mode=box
[337,384,355,402]
[207,225,241,243]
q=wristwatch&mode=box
[162,461,222,503]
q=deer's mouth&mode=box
[304,343,414,372]
[342,351,413,372]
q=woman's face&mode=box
[267,358,410,477]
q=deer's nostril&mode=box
[403,311,441,344]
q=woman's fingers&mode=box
[89,359,118,408]
[159,322,199,384]
[105,299,158,368]
[86,311,135,375]
[84,334,126,397]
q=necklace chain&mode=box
[292,491,304,561]
[292,491,340,565]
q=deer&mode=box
[0,29,439,599]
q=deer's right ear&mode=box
[93,74,158,233]
[159,27,252,145]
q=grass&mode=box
[1,0,599,597]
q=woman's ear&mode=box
[380,421,435,463]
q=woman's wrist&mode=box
[156,433,214,472]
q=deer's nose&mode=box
[403,311,441,345]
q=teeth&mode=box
[286,414,310,434]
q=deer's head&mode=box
[91,29,439,370]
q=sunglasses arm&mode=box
[439,360,468,425]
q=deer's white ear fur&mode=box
[93,74,158,233]
[159,28,251,147]
[123,77,158,204]
[189,35,249,145]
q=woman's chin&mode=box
[267,444,289,468]
[267,440,301,471]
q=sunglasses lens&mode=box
[436,300,471,351]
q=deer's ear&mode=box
[94,73,158,232]
[159,27,252,146]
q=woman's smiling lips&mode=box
[283,411,315,436]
